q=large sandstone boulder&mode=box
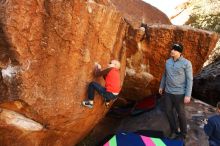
[0,0,127,145]
[111,0,171,27]
[122,25,219,100]
[0,0,219,145]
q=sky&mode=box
[142,0,188,17]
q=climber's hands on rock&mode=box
[95,62,101,70]
[94,62,101,76]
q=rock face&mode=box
[122,24,219,100]
[0,0,219,145]
[111,0,171,27]
[193,60,220,106]
[0,0,127,145]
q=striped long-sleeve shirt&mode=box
[160,56,193,97]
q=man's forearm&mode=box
[160,73,166,89]
[185,62,193,97]
[95,67,112,77]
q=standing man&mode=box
[204,102,220,146]
[159,43,193,140]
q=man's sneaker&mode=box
[82,100,93,109]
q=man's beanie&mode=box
[172,43,183,53]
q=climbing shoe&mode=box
[82,100,93,109]
[105,102,110,108]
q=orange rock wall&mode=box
[0,0,219,145]
[0,0,127,145]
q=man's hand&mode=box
[184,96,191,104]
[159,88,163,95]
[94,63,101,76]
[95,62,101,69]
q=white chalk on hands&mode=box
[108,63,115,68]
[95,62,101,69]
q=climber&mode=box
[82,60,121,109]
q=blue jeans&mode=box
[88,82,117,102]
